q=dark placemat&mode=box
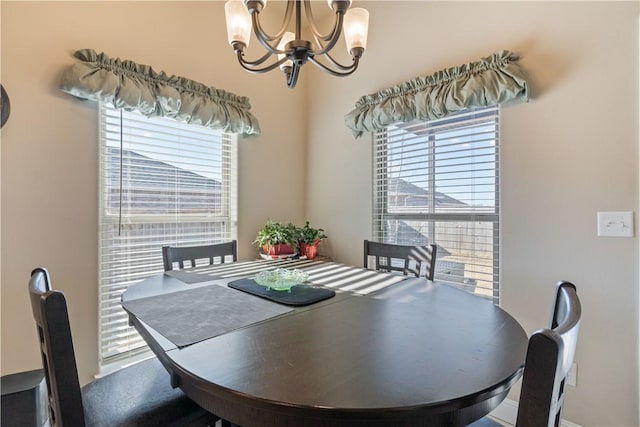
[122,285,293,348]
[228,278,336,306]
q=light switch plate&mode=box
[597,211,634,237]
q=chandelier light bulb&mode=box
[344,7,369,52]
[225,0,252,47]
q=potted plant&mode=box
[253,219,298,256]
[296,221,327,260]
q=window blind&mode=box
[373,107,500,303]
[98,103,237,366]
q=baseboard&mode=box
[489,398,518,424]
[95,351,153,379]
[490,398,583,427]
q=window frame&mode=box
[372,107,500,304]
[97,103,238,370]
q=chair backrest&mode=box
[162,240,238,271]
[29,268,86,427]
[516,281,581,427]
[363,240,437,280]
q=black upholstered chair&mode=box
[28,267,219,427]
[162,241,238,271]
[363,240,438,280]
[469,281,582,427]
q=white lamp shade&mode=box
[277,32,295,69]
[225,0,252,47]
[343,7,369,51]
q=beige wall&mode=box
[1,1,639,426]
[307,2,639,426]
[0,0,307,385]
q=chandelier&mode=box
[224,0,369,88]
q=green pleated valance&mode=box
[345,50,529,138]
[60,49,260,136]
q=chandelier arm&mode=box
[303,0,343,42]
[251,15,286,55]
[237,51,290,74]
[234,49,277,67]
[304,0,344,44]
[313,13,345,56]
[315,51,359,71]
[251,0,295,54]
[308,55,360,77]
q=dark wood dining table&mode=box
[121,259,527,427]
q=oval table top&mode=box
[123,261,527,427]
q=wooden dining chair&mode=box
[363,240,438,280]
[469,281,582,427]
[28,267,220,427]
[163,240,238,271]
[515,281,581,427]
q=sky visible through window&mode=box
[104,108,224,181]
[385,122,497,210]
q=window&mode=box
[372,107,500,303]
[98,103,237,367]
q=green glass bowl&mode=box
[254,269,309,292]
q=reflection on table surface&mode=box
[122,259,527,427]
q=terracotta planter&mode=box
[299,241,320,259]
[262,244,295,255]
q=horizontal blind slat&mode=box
[373,107,500,303]
[98,103,237,367]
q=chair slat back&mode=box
[516,281,581,427]
[29,268,86,427]
[162,241,238,271]
[363,240,437,280]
